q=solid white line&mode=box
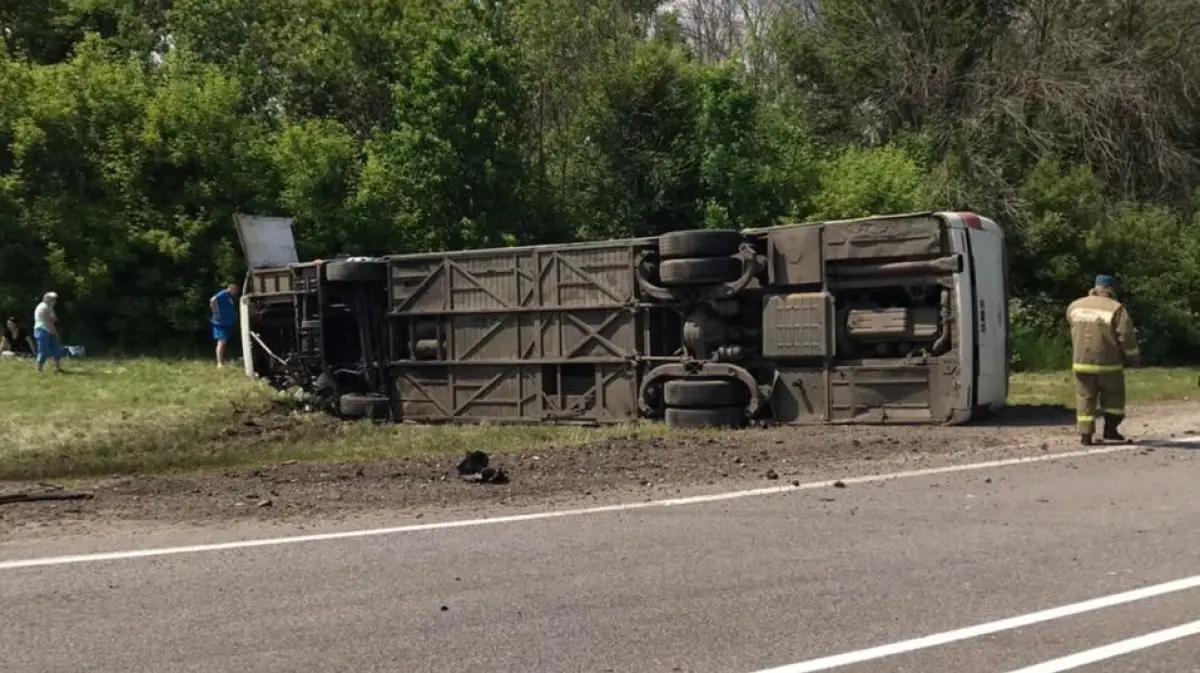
[1001,619,1200,672]
[0,443,1141,571]
[749,576,1200,673]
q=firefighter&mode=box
[1066,274,1141,445]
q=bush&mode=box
[809,143,930,219]
[1009,298,1071,372]
[1007,157,1200,366]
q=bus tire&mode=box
[658,229,742,259]
[664,406,746,429]
[663,378,747,408]
[659,257,742,286]
[326,260,386,283]
[339,393,391,420]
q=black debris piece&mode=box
[457,451,489,476]
[458,456,510,485]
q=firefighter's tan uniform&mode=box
[1066,279,1140,443]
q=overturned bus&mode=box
[236,212,1009,427]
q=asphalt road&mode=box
[3,440,1200,673]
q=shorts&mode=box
[34,328,59,363]
[212,324,234,342]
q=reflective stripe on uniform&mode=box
[1072,362,1124,373]
[1077,415,1094,422]
[1068,306,1116,325]
[1124,349,1140,357]
[1102,408,1124,415]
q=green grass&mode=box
[0,358,678,481]
[1007,367,1199,407]
[1,358,1195,481]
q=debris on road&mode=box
[476,467,510,484]
[457,451,489,476]
[0,489,94,506]
[765,469,779,480]
[10,402,1197,527]
[456,451,510,485]
[833,480,847,489]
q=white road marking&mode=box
[748,575,1200,673]
[1000,619,1200,672]
[0,442,1148,571]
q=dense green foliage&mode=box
[2,0,1199,366]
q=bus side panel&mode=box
[386,241,644,423]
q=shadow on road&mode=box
[980,404,1075,428]
[1122,436,1200,450]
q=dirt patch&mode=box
[3,401,1198,537]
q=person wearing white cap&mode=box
[33,291,64,374]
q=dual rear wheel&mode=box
[662,377,747,429]
[657,230,743,286]
[657,230,750,428]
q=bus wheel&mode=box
[339,392,391,420]
[658,229,742,259]
[663,378,748,428]
[325,260,387,283]
[664,406,746,429]
[663,378,748,407]
[658,257,742,286]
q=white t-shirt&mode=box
[34,302,56,332]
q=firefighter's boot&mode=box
[1102,414,1126,442]
[1080,433,1093,446]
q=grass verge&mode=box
[1,358,1195,481]
[1007,367,1198,407]
[0,358,680,481]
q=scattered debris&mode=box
[790,480,801,487]
[455,451,510,484]
[765,469,779,480]
[477,467,510,485]
[257,499,273,508]
[0,490,94,506]
[833,480,847,489]
[457,451,489,476]
[440,605,449,612]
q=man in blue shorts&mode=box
[209,283,240,368]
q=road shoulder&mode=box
[2,401,1197,543]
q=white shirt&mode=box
[34,302,56,332]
